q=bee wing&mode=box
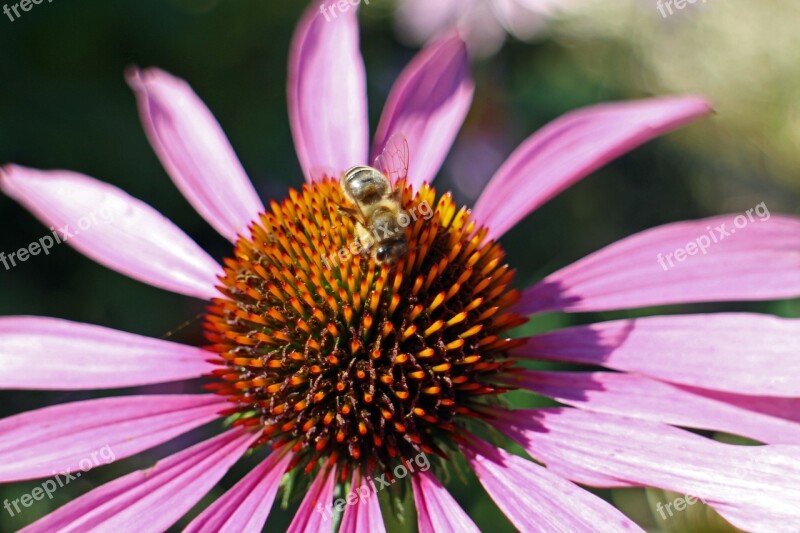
[337,204,366,225]
[374,132,410,184]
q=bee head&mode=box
[374,240,408,264]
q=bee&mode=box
[339,133,410,265]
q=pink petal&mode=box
[184,445,293,533]
[22,428,258,533]
[513,313,800,397]
[510,370,800,444]
[394,0,464,47]
[372,34,474,190]
[286,466,337,533]
[494,408,800,532]
[288,0,368,181]
[0,394,226,482]
[411,470,480,533]
[472,97,712,240]
[0,316,216,390]
[463,438,643,532]
[517,214,800,314]
[339,471,386,533]
[0,165,221,299]
[127,68,265,243]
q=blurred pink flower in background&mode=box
[395,0,580,56]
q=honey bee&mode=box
[339,133,410,265]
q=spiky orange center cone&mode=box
[204,179,526,476]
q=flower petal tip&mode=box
[125,66,171,93]
[0,164,12,190]
[0,164,31,196]
[436,29,469,51]
[655,95,715,120]
[677,95,715,115]
[123,64,143,87]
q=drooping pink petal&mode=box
[491,0,556,40]
[0,165,221,299]
[394,0,466,49]
[396,0,508,57]
[517,214,800,314]
[508,370,800,444]
[472,97,712,240]
[22,428,258,533]
[184,445,293,533]
[339,471,386,533]
[512,313,800,397]
[411,470,480,533]
[0,316,216,390]
[0,395,226,482]
[286,466,337,533]
[462,437,644,532]
[127,68,265,243]
[372,34,474,189]
[493,408,800,532]
[288,0,368,181]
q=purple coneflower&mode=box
[2,2,800,531]
[394,0,581,56]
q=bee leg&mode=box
[356,224,374,254]
[336,205,361,220]
[356,225,378,266]
[355,227,372,272]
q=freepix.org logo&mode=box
[0,206,113,272]
[319,0,370,22]
[3,445,116,518]
[316,451,431,521]
[3,0,56,23]
[656,0,710,18]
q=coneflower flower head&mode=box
[208,179,524,477]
